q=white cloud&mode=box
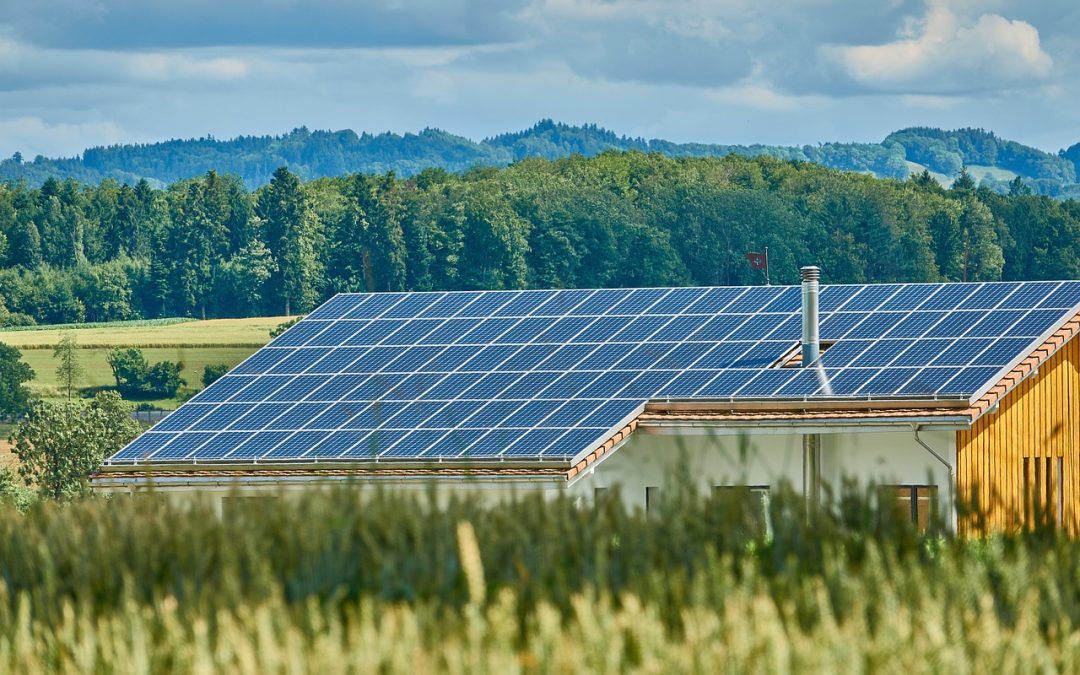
[0,116,132,158]
[824,0,1052,94]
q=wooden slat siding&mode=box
[958,335,1080,535]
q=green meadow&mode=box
[0,316,289,408]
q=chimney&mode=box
[800,266,820,367]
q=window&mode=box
[713,485,771,537]
[1024,456,1064,529]
[645,486,660,513]
[884,485,937,531]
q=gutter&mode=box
[912,424,956,531]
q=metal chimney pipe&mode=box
[800,266,820,367]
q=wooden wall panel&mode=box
[957,336,1080,535]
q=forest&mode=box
[3,121,1080,197]
[0,151,1078,326]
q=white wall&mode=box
[568,426,956,522]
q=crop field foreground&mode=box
[0,483,1078,673]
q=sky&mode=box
[1,0,1078,159]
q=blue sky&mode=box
[0,0,1077,158]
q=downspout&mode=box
[801,266,822,510]
[912,424,956,532]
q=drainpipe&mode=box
[801,266,822,509]
[912,424,956,532]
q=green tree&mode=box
[257,167,324,314]
[0,343,34,418]
[53,332,83,400]
[106,347,149,392]
[10,391,139,500]
[202,363,229,387]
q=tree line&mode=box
[0,152,1078,325]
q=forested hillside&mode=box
[3,121,1079,197]
[0,152,1077,326]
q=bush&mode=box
[270,316,303,338]
[202,363,229,387]
[106,347,185,398]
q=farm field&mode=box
[0,486,1077,672]
[0,316,289,409]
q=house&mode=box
[92,269,1080,533]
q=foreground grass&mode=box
[0,484,1078,672]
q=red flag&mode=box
[745,252,767,270]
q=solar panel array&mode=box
[109,281,1080,466]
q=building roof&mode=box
[102,281,1080,472]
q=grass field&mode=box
[0,486,1077,671]
[0,316,290,409]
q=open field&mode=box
[0,486,1077,672]
[0,316,289,409]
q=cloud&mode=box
[823,0,1053,94]
[0,116,132,158]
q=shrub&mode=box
[106,347,185,398]
[202,363,229,387]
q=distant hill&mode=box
[2,120,1079,197]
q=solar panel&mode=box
[109,281,1080,467]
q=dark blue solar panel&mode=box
[112,282,1078,467]
[344,320,407,345]
[506,429,572,458]
[266,375,329,402]
[695,369,757,397]
[736,369,799,397]
[1037,282,1080,309]
[417,292,477,318]
[112,433,175,462]
[607,288,669,315]
[227,431,293,459]
[920,284,978,310]
[343,292,406,319]
[382,293,442,319]
[341,430,407,458]
[264,431,331,459]
[965,310,1026,337]
[305,294,364,320]
[384,319,443,344]
[419,429,487,458]
[534,289,595,316]
[819,313,868,340]
[685,287,746,313]
[617,343,677,370]
[191,375,253,403]
[307,431,370,458]
[898,368,958,396]
[489,291,550,317]
[959,283,1019,310]
[232,348,292,375]
[272,321,331,346]
[269,348,333,374]
[885,312,947,338]
[843,285,902,311]
[307,321,367,347]
[932,339,992,366]
[618,370,678,397]
[649,287,707,314]
[535,344,594,370]
[155,405,213,431]
[149,432,215,460]
[540,371,601,398]
[423,346,480,372]
[501,372,560,399]
[380,429,448,459]
[818,285,862,311]
[192,432,253,459]
[195,404,254,431]
[880,284,940,311]
[845,313,908,339]
[849,340,910,367]
[938,367,1001,395]
[1007,310,1067,337]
